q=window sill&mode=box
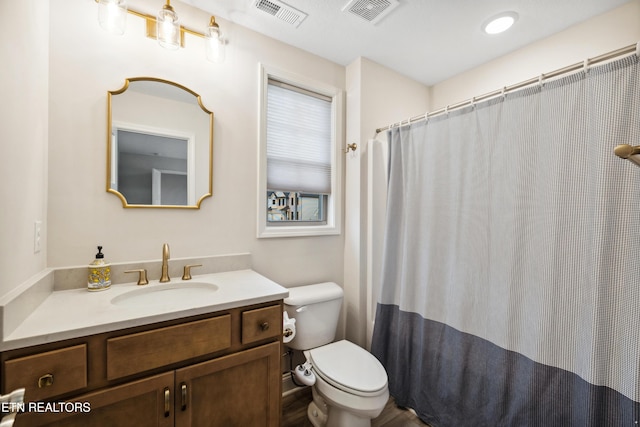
[257,224,341,238]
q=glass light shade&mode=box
[157,3,180,50]
[205,20,225,63]
[98,0,127,35]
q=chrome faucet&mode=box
[160,243,170,283]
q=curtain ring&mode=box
[635,40,639,58]
[538,74,544,87]
[583,59,590,74]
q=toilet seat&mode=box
[308,340,388,397]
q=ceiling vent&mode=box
[342,0,399,25]
[253,0,308,28]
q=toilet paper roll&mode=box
[283,311,296,343]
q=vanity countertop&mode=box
[0,269,289,352]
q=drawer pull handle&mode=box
[181,383,188,411]
[37,374,54,388]
[260,322,270,331]
[164,388,170,417]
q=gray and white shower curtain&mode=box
[371,54,640,426]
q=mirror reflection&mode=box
[107,77,213,208]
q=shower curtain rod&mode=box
[375,41,640,134]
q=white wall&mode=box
[0,1,49,298]
[431,0,640,109]
[43,0,344,288]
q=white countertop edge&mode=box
[0,269,289,352]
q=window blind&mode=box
[266,80,332,194]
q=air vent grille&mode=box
[254,0,308,27]
[256,0,280,15]
[342,0,399,24]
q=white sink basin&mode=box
[111,282,219,307]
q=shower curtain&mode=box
[371,54,640,426]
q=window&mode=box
[267,191,324,222]
[258,65,343,238]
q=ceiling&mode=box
[182,0,631,86]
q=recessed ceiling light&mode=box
[482,12,518,35]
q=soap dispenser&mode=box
[88,246,111,291]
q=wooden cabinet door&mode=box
[15,372,174,427]
[174,341,281,427]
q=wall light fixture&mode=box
[95,0,226,62]
[205,17,225,63]
[156,0,181,50]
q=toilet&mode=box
[284,282,389,427]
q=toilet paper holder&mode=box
[283,311,296,343]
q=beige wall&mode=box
[344,58,430,347]
[43,0,344,289]
[0,1,49,298]
[431,0,640,110]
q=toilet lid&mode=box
[308,340,387,395]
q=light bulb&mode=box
[157,1,180,50]
[98,0,127,35]
[205,17,226,63]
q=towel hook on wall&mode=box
[344,143,358,154]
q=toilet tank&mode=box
[284,282,343,351]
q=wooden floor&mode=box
[282,387,430,427]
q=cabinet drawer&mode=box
[107,315,231,380]
[4,344,87,401]
[242,305,281,344]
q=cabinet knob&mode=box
[260,322,270,331]
[38,373,54,388]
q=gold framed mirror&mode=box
[107,77,213,208]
